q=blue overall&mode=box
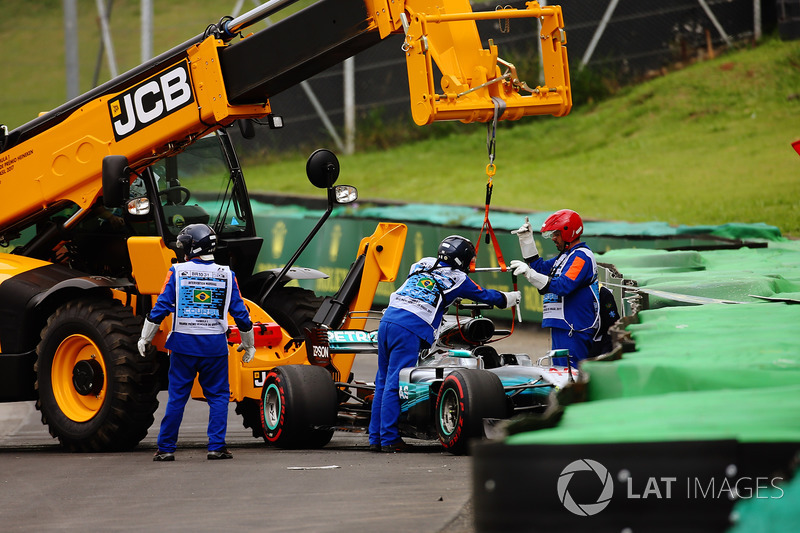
[149,258,252,453]
[529,243,600,367]
[369,258,508,447]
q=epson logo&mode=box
[108,61,194,141]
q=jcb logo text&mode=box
[108,61,194,141]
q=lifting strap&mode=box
[475,97,507,273]
[471,97,522,334]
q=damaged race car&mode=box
[258,301,579,455]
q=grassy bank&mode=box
[245,39,800,237]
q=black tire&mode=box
[34,298,160,452]
[435,369,507,456]
[258,285,323,336]
[235,285,323,440]
[260,365,337,449]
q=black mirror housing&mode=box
[237,119,256,139]
[305,148,339,189]
[102,155,131,208]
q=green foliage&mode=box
[569,64,618,108]
[354,107,462,150]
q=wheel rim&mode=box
[438,388,460,436]
[264,383,281,430]
[51,334,107,422]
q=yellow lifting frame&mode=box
[394,0,571,125]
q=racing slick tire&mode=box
[35,298,160,452]
[260,364,337,449]
[236,286,323,441]
[435,369,507,455]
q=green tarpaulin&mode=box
[506,384,800,445]
[347,203,784,241]
[585,303,800,401]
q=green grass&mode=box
[2,4,799,236]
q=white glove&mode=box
[138,318,160,357]
[510,260,550,290]
[511,216,539,260]
[238,327,256,363]
[501,291,521,309]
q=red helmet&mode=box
[541,209,583,243]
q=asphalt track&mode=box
[0,323,549,532]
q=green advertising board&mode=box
[247,201,781,323]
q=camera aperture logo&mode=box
[557,459,614,516]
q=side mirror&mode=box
[305,149,339,189]
[102,155,131,208]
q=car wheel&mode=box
[260,364,337,448]
[235,286,322,441]
[435,369,506,455]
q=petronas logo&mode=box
[193,289,212,303]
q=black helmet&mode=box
[177,224,216,259]
[437,235,475,272]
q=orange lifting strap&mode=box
[474,98,507,272]
[471,98,522,335]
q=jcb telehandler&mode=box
[0,0,570,451]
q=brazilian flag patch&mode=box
[193,289,212,303]
[416,277,436,291]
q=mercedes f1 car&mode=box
[258,302,579,455]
